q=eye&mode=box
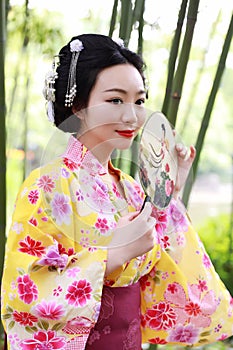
[107,98,123,105]
[135,98,145,105]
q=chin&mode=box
[112,139,134,150]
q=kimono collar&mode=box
[63,135,108,176]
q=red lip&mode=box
[116,130,135,138]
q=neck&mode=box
[77,135,113,170]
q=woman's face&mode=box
[77,64,147,156]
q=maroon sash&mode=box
[85,282,141,349]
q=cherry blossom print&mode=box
[168,200,188,232]
[165,163,170,172]
[95,178,108,193]
[65,279,92,307]
[37,175,55,193]
[185,301,201,316]
[34,300,65,320]
[66,267,80,278]
[112,182,121,198]
[176,233,185,246]
[61,167,70,178]
[53,285,62,297]
[197,279,208,292]
[8,333,20,347]
[140,275,151,292]
[145,301,177,330]
[123,180,143,209]
[37,207,43,214]
[18,235,46,257]
[161,235,170,249]
[148,337,167,344]
[58,243,75,258]
[38,243,68,269]
[13,311,38,326]
[12,221,24,234]
[214,323,223,333]
[17,274,38,304]
[164,282,218,328]
[89,182,110,209]
[28,189,39,204]
[165,179,174,196]
[95,217,110,235]
[28,217,38,226]
[76,189,84,201]
[151,208,168,235]
[19,330,66,349]
[217,334,229,341]
[63,157,78,171]
[167,324,200,344]
[203,253,212,269]
[51,192,72,225]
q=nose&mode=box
[121,103,138,124]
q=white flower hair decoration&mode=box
[114,38,125,47]
[65,39,84,107]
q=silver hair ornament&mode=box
[65,39,84,107]
[43,56,58,123]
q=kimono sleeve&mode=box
[1,167,108,349]
[140,199,233,347]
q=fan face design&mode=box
[139,112,178,209]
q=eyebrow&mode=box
[103,88,146,95]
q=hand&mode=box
[110,202,155,249]
[174,143,196,198]
[105,203,156,275]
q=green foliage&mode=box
[7,5,64,54]
[197,213,233,295]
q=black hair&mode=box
[54,34,146,132]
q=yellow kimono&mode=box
[1,136,233,349]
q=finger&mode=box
[176,143,188,158]
[147,216,156,229]
[140,201,152,218]
[190,145,196,160]
[128,211,140,221]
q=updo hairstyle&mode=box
[54,34,146,132]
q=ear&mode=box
[72,107,85,120]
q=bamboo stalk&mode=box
[167,0,200,127]
[179,10,221,135]
[0,0,6,338]
[137,0,145,56]
[162,0,188,118]
[109,0,118,37]
[119,0,133,46]
[182,12,233,206]
[130,0,145,177]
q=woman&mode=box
[1,34,232,349]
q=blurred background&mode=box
[0,0,233,348]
